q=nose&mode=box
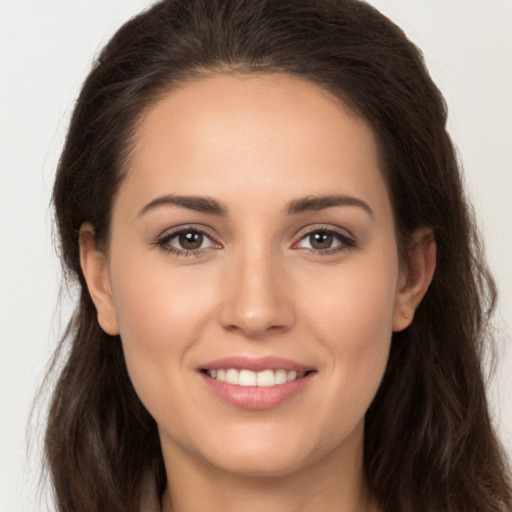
[217,250,296,338]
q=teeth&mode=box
[256,369,275,387]
[275,369,287,384]
[206,368,308,386]
[287,370,298,381]
[225,368,239,385]
[239,369,256,386]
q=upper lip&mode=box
[200,356,315,373]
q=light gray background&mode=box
[1,1,511,510]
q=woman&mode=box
[45,0,511,510]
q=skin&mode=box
[80,73,436,512]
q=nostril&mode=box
[217,278,296,337]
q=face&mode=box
[82,73,420,480]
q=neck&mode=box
[159,429,378,512]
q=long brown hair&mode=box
[46,0,511,510]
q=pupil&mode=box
[310,231,333,250]
[179,231,203,250]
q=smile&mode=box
[204,368,309,387]
[199,356,317,410]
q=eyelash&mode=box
[293,225,356,256]
[154,225,218,258]
[154,225,356,258]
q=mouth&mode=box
[198,356,317,410]
[200,368,315,387]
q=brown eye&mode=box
[295,228,355,253]
[178,231,204,250]
[158,228,217,254]
[309,231,334,250]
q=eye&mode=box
[173,230,209,250]
[294,228,355,253]
[300,231,339,250]
[156,227,218,255]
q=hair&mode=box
[45,0,511,511]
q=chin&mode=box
[210,449,310,478]
[195,426,328,478]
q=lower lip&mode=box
[199,372,315,410]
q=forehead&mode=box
[120,73,390,219]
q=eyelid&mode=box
[153,223,356,257]
[296,224,355,240]
[154,224,222,255]
[157,224,219,241]
[291,224,357,252]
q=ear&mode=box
[393,227,436,332]
[79,222,119,335]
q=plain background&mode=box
[1,1,511,510]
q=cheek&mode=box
[301,251,399,423]
[304,248,399,345]
[108,254,219,407]
[112,251,217,342]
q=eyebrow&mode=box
[286,194,374,217]
[138,193,373,218]
[138,195,228,216]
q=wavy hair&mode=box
[46,0,511,510]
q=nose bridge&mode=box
[218,236,294,337]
